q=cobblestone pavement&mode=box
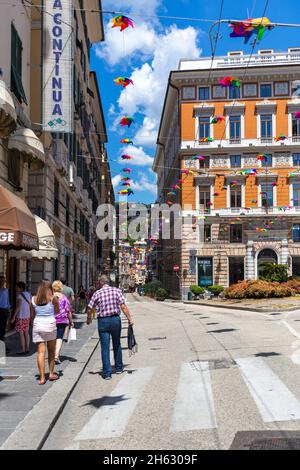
[0,315,95,446]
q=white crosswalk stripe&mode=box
[74,367,155,441]
[170,362,217,432]
[236,357,300,422]
[72,358,300,443]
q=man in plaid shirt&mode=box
[86,275,133,380]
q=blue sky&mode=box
[91,0,300,204]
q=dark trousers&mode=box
[0,308,10,342]
[97,316,123,378]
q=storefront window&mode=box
[197,258,213,286]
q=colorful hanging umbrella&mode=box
[120,139,133,144]
[275,134,287,142]
[114,77,134,88]
[219,76,240,88]
[211,116,225,124]
[121,154,132,160]
[120,116,134,127]
[199,137,214,143]
[229,17,273,44]
[111,15,134,32]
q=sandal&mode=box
[49,373,59,381]
[38,379,46,385]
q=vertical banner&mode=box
[43,0,73,133]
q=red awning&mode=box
[0,185,38,250]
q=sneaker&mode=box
[116,370,124,375]
[104,376,112,380]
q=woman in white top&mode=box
[11,282,31,355]
[31,281,59,385]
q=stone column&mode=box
[246,240,255,280]
[281,239,291,275]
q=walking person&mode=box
[52,280,73,364]
[77,285,87,314]
[0,276,11,352]
[86,275,134,380]
[10,282,31,354]
[31,281,60,385]
[61,279,75,307]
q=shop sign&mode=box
[43,0,73,133]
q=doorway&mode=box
[229,257,244,285]
[258,248,278,278]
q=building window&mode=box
[261,154,272,167]
[230,155,241,167]
[66,195,70,226]
[229,115,241,141]
[292,256,300,274]
[199,186,211,210]
[293,183,300,206]
[261,183,273,207]
[199,116,210,139]
[199,87,210,100]
[261,114,273,140]
[293,225,300,242]
[292,81,300,97]
[230,224,243,243]
[229,257,244,285]
[182,86,196,100]
[230,185,242,208]
[54,178,60,216]
[293,153,300,166]
[199,157,209,168]
[8,149,22,189]
[204,224,211,242]
[11,24,27,104]
[292,116,300,138]
[229,86,240,99]
[197,258,213,287]
[260,83,272,98]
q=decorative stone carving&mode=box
[243,154,257,167]
[184,158,198,168]
[274,152,291,166]
[210,155,229,168]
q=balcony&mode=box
[229,138,241,145]
[52,138,68,176]
[201,206,300,217]
[179,50,300,71]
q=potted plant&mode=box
[155,288,167,301]
[190,285,205,300]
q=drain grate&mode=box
[230,431,300,450]
[250,438,300,450]
[0,375,20,381]
[148,336,167,341]
[209,359,236,370]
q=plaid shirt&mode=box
[88,285,126,318]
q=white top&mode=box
[32,297,56,324]
[16,292,31,319]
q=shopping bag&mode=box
[68,327,77,343]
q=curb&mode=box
[1,327,99,450]
[183,300,300,313]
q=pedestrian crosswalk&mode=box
[73,357,300,443]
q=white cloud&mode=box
[95,21,157,67]
[117,25,202,145]
[118,145,153,166]
[131,173,157,195]
[112,174,122,187]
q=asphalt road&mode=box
[42,296,300,450]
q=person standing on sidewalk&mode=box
[61,279,75,309]
[52,280,73,364]
[11,282,31,354]
[77,285,87,314]
[86,275,134,380]
[0,276,11,351]
[31,281,60,385]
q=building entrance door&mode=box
[258,248,278,278]
[229,257,244,285]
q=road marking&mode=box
[170,362,217,432]
[236,357,300,422]
[75,367,155,440]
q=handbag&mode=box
[68,327,77,343]
[127,325,137,356]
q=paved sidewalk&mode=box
[184,296,300,312]
[0,315,96,447]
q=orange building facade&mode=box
[154,49,300,298]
